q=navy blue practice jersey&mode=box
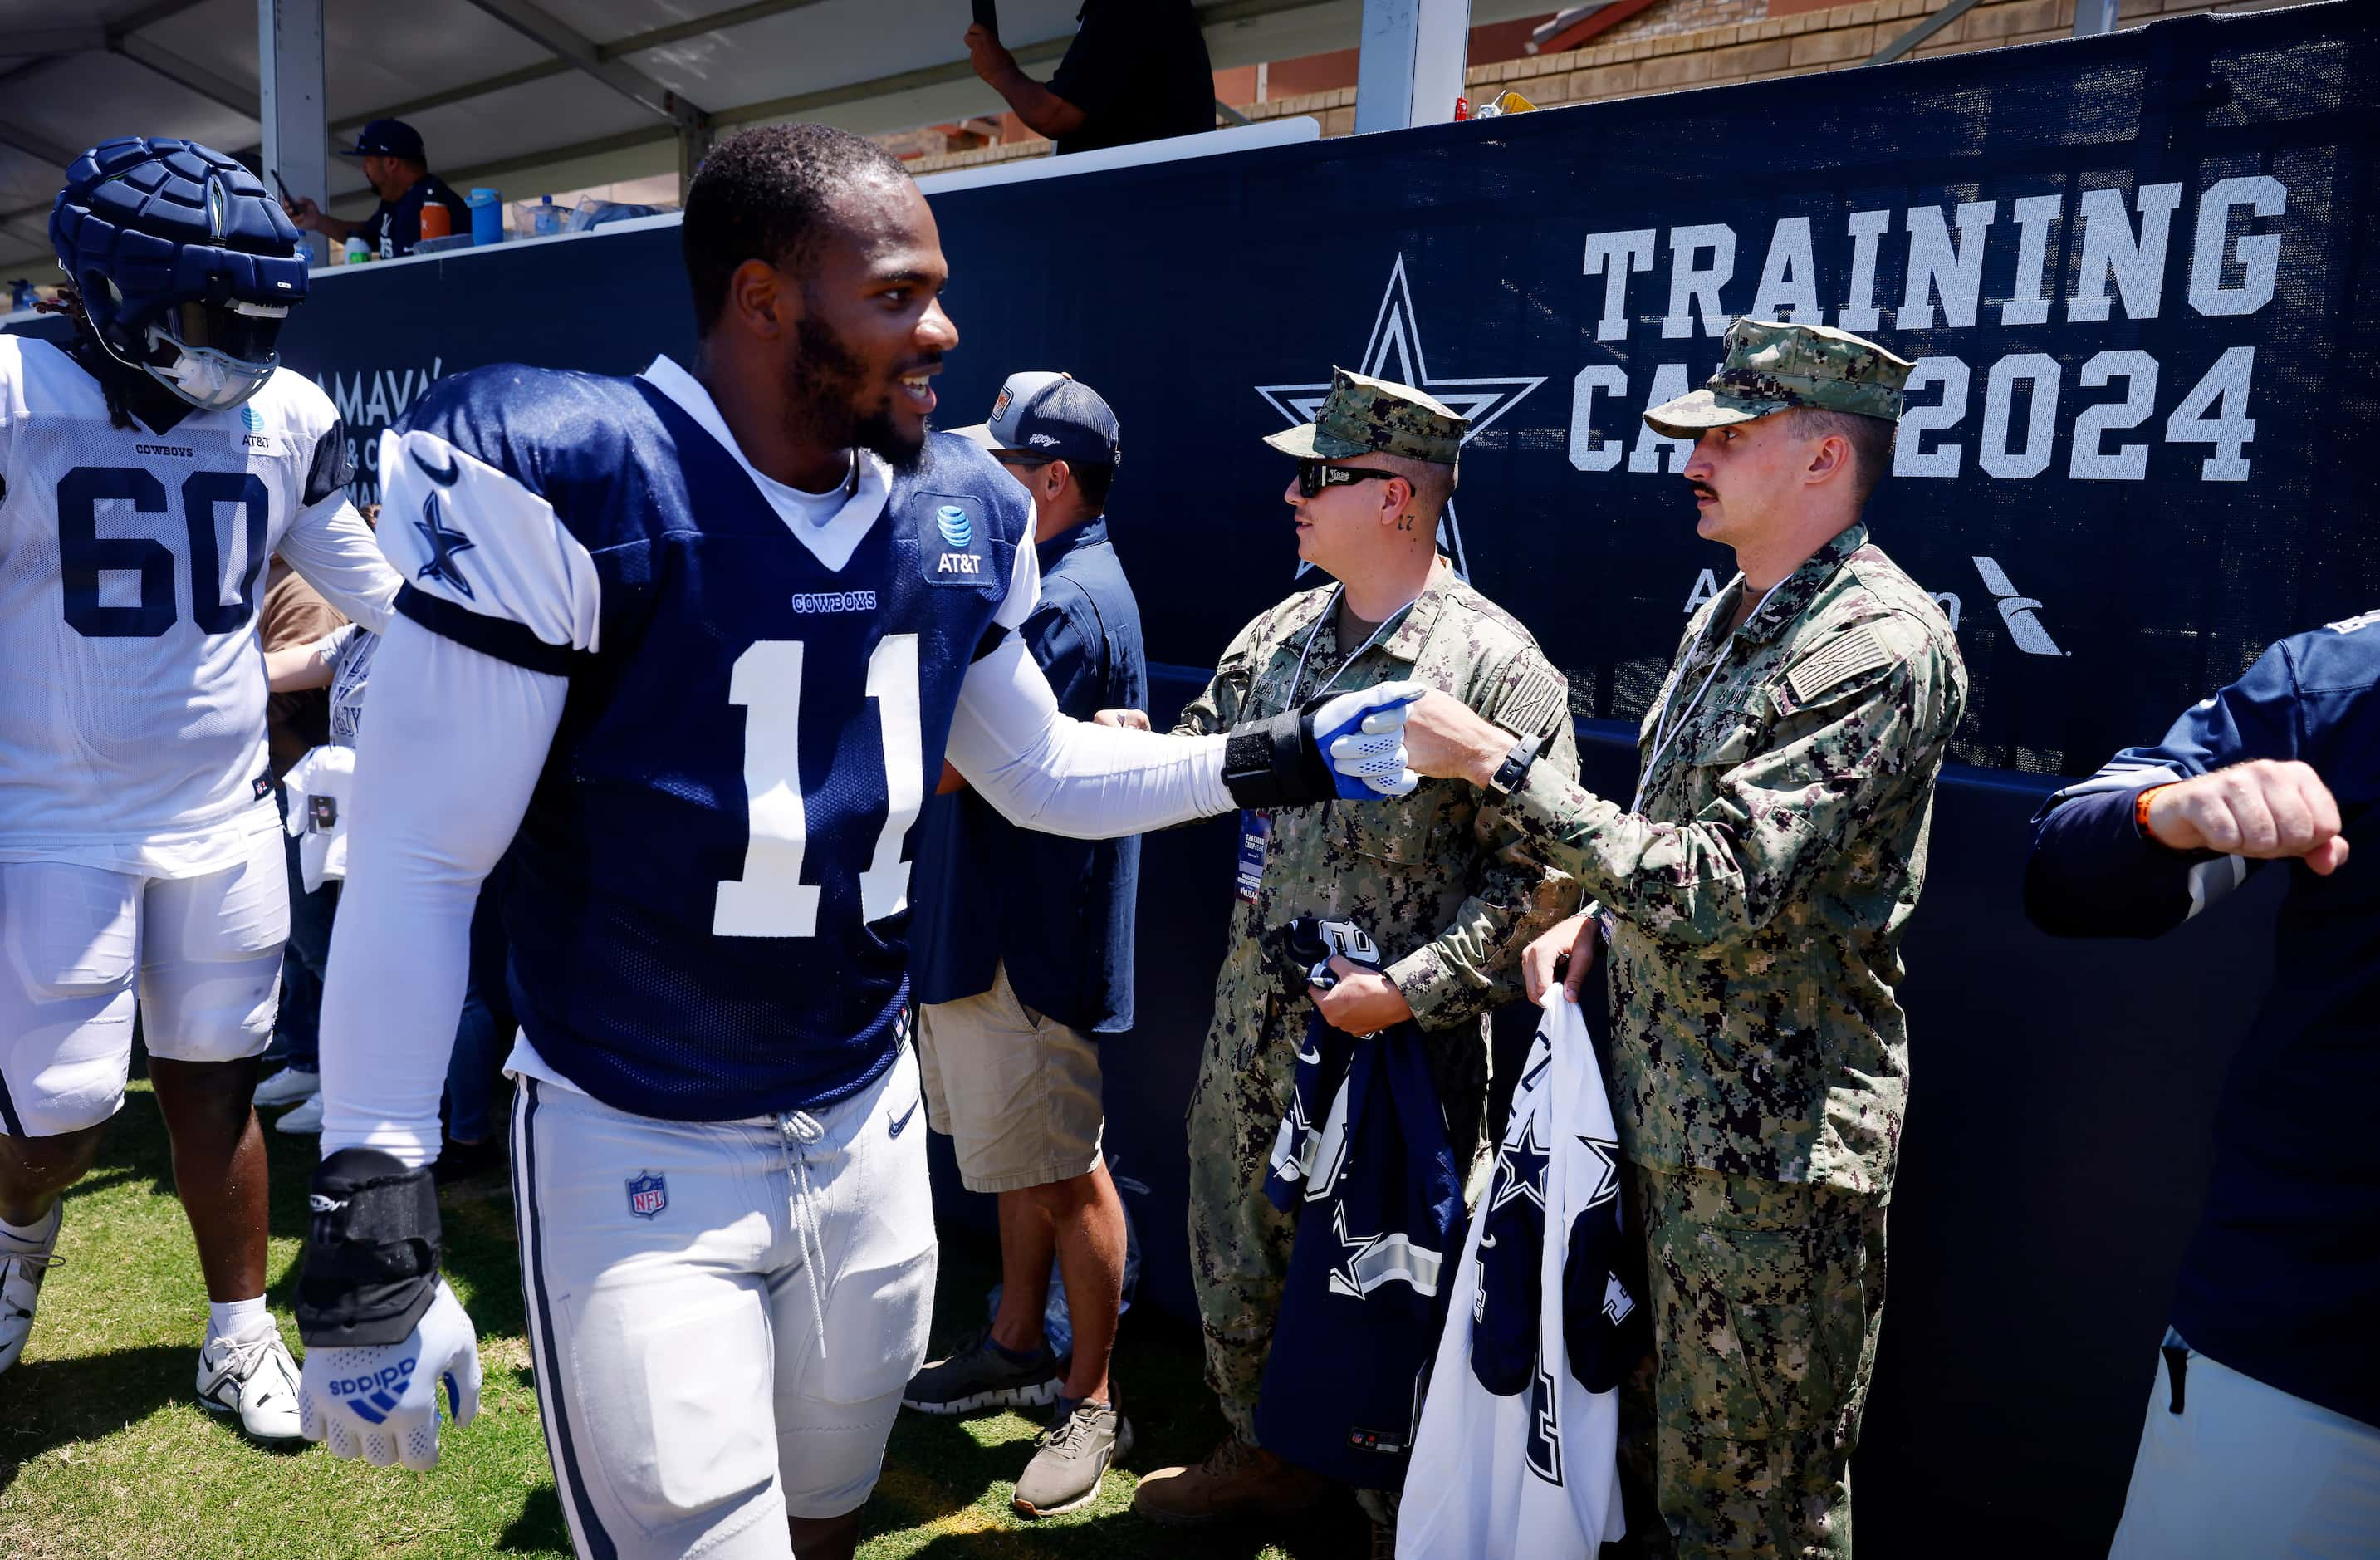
[378,357,1034,1121]
[1255,1012,1465,1489]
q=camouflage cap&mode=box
[1262,365,1467,465]
[1643,317,1916,438]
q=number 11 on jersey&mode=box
[713,635,923,938]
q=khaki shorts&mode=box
[916,962,1104,1194]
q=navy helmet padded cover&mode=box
[50,137,307,350]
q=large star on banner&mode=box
[1255,254,1546,580]
[413,492,477,601]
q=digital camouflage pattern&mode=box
[1645,318,1917,437]
[1501,522,1967,1197]
[1261,365,1469,464]
[1614,1164,1888,1559]
[1171,558,1579,1443]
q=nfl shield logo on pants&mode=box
[626,1171,668,1219]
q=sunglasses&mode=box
[993,452,1055,469]
[1295,459,1402,498]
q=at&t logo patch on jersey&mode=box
[626,1171,668,1219]
[913,492,993,588]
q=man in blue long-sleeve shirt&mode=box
[2025,611,2376,1558]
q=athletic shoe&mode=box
[197,1324,304,1440]
[273,1093,324,1135]
[0,1204,62,1375]
[1012,1398,1133,1518]
[1132,1437,1334,1526]
[901,1327,1063,1415]
[252,1067,321,1107]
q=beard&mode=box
[783,313,930,475]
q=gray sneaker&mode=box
[1013,1399,1133,1518]
[901,1327,1062,1415]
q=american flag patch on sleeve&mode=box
[1495,665,1568,738]
[1785,625,1894,705]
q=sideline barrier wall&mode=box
[9,7,2366,1548]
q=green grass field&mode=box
[0,1081,1368,1560]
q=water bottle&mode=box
[343,236,370,265]
[468,187,502,246]
[531,194,563,238]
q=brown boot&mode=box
[1133,1437,1334,1526]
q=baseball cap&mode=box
[952,371,1121,468]
[335,119,426,162]
[1643,317,1914,438]
[1261,366,1466,464]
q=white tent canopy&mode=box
[0,0,1550,277]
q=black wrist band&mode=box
[295,1147,444,1347]
[1222,704,1332,809]
[1485,731,1546,799]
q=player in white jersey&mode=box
[0,139,399,1440]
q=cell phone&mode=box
[270,169,296,208]
[972,0,998,37]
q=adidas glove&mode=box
[1222,680,1424,807]
[293,1148,482,1471]
[300,1278,482,1470]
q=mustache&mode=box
[1687,480,1718,502]
[894,353,943,377]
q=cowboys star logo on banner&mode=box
[1256,255,1545,580]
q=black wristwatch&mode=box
[1484,731,1545,800]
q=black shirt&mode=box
[1046,0,1215,156]
[366,174,472,258]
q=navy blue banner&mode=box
[32,1,2361,778]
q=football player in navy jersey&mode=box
[291,125,1424,1560]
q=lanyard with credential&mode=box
[1236,586,1415,908]
[1285,583,1417,707]
[1630,580,1783,813]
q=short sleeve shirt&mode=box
[1046,0,1217,155]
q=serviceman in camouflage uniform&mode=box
[1400,320,1969,1558]
[1129,367,1580,1530]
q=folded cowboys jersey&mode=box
[379,356,1035,1121]
[1255,1006,1465,1489]
[0,335,389,870]
[1400,995,1648,1557]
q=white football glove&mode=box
[1315,680,1424,797]
[299,1278,482,1471]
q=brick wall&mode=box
[1604,0,1771,44]
[900,0,2308,176]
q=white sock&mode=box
[0,1209,52,1245]
[208,1296,274,1342]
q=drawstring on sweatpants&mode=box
[780,1110,831,1359]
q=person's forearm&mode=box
[987,68,1088,140]
[950,637,1232,836]
[2025,783,2227,939]
[265,645,331,691]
